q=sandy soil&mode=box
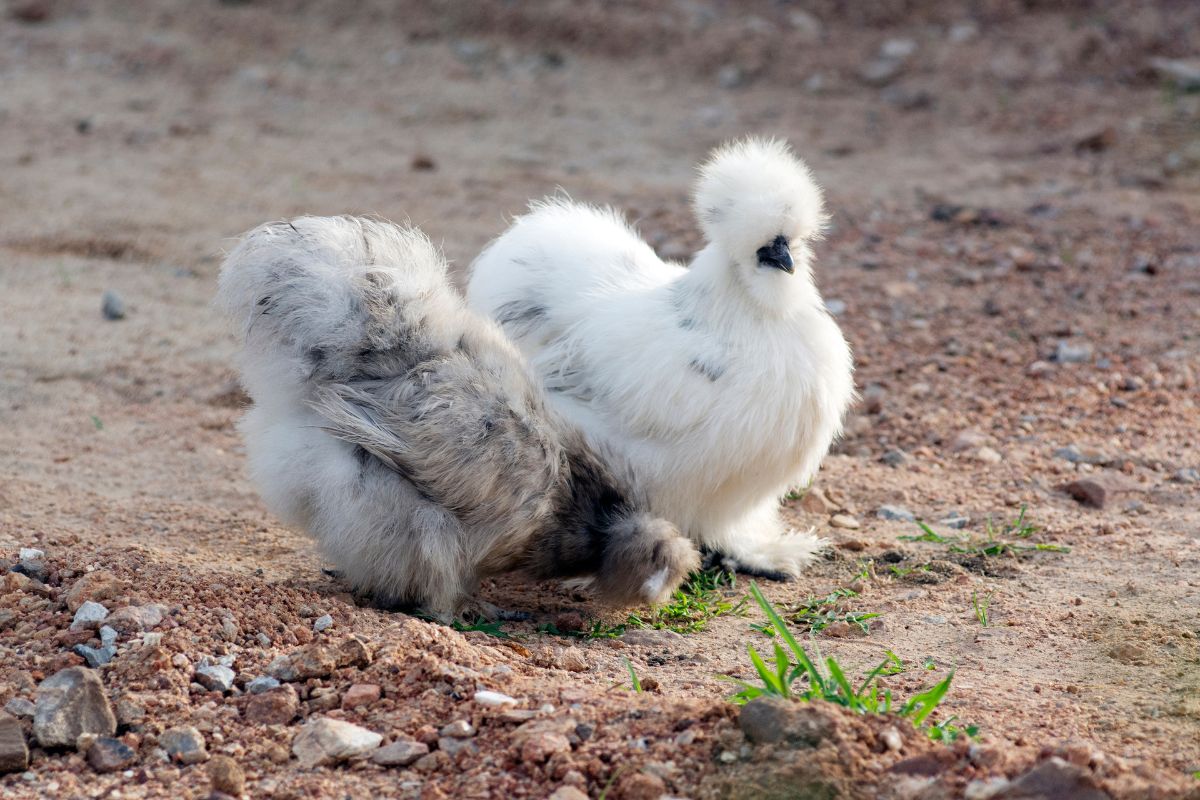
[1,1,1198,798]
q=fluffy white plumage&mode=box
[467,138,855,579]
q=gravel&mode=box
[160,726,209,765]
[0,713,28,774]
[70,601,109,631]
[101,289,126,320]
[877,505,915,522]
[194,664,236,693]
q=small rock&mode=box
[0,713,28,774]
[371,738,429,767]
[160,725,208,765]
[880,448,908,467]
[33,667,117,748]
[194,665,235,693]
[1053,446,1110,466]
[18,547,43,561]
[717,64,747,89]
[975,447,1003,464]
[1149,57,1200,91]
[98,626,118,648]
[798,488,836,515]
[521,732,571,764]
[615,772,668,800]
[829,514,860,530]
[244,685,299,725]
[439,720,475,739]
[245,676,279,695]
[951,430,989,452]
[474,690,517,708]
[1108,642,1146,665]
[923,615,948,625]
[738,698,833,746]
[87,737,136,773]
[548,787,590,800]
[208,755,245,796]
[105,604,164,634]
[877,505,915,522]
[3,698,35,719]
[70,601,110,631]
[948,22,979,43]
[1055,340,1093,364]
[1062,480,1106,509]
[101,290,126,320]
[114,697,145,727]
[336,635,373,668]
[292,718,382,767]
[994,756,1107,800]
[939,513,970,529]
[342,683,381,709]
[1173,468,1199,484]
[72,644,116,668]
[881,727,903,752]
[556,648,589,672]
[860,57,904,86]
[268,643,336,682]
[438,736,478,758]
[312,614,333,633]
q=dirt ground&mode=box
[1,1,1199,798]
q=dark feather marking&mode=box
[495,299,547,332]
[688,357,724,382]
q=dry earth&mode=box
[1,1,1199,798]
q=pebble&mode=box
[292,718,382,767]
[0,713,28,774]
[341,683,381,709]
[975,447,1003,464]
[245,676,280,695]
[70,601,110,631]
[548,787,590,800]
[556,648,589,672]
[923,615,948,625]
[3,699,35,719]
[194,665,236,693]
[64,571,125,613]
[738,698,833,746]
[98,626,118,648]
[1149,57,1200,91]
[86,737,136,773]
[798,488,836,515]
[880,448,908,467]
[939,513,970,529]
[1062,479,1106,509]
[101,289,126,320]
[473,690,517,707]
[208,755,245,796]
[1174,468,1199,484]
[439,720,475,739]
[881,727,903,752]
[860,57,904,86]
[33,667,117,748]
[160,726,208,765]
[371,738,429,767]
[877,505,915,522]
[245,685,299,725]
[18,547,43,561]
[267,644,336,682]
[72,644,116,668]
[1055,340,1093,364]
[105,604,165,633]
[829,514,860,530]
[717,64,747,89]
[521,732,571,764]
[312,614,333,633]
[438,736,479,758]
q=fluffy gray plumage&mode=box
[215,216,698,619]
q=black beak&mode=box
[756,235,793,274]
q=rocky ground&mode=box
[1,1,1198,798]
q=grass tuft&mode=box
[622,656,643,693]
[972,590,993,628]
[724,582,974,742]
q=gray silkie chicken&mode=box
[216,216,699,620]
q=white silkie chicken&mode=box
[216,216,699,619]
[467,139,854,580]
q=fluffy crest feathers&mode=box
[693,137,826,260]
